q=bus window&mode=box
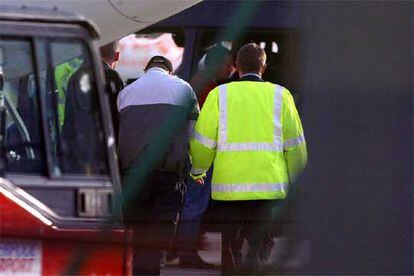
[36,39,109,177]
[0,38,46,174]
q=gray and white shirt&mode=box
[117,67,199,173]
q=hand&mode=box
[190,170,206,184]
[195,177,205,185]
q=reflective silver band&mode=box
[212,182,288,193]
[283,135,306,149]
[218,85,227,145]
[193,131,217,149]
[218,142,283,152]
[217,84,284,152]
[273,85,283,146]
[191,167,206,175]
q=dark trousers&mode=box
[213,200,278,275]
[124,170,183,275]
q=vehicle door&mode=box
[0,21,129,275]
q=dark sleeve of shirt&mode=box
[104,67,124,93]
[103,66,124,139]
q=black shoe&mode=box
[179,254,213,269]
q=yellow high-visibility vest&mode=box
[190,81,307,201]
[54,58,83,129]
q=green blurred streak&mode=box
[203,1,262,81]
[217,0,262,42]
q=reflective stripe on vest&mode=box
[193,130,217,149]
[217,84,284,152]
[191,167,206,175]
[283,134,306,149]
[212,182,288,193]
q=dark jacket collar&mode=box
[239,73,264,82]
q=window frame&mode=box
[0,36,47,176]
[0,20,122,225]
[0,21,120,192]
[37,37,110,179]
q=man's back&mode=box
[118,68,193,110]
[190,74,306,201]
[189,42,307,275]
[118,67,198,173]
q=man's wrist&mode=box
[190,172,206,180]
[190,168,206,180]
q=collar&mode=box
[147,67,169,74]
[239,73,263,82]
[241,73,261,78]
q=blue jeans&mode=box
[177,168,212,258]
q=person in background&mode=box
[100,41,124,140]
[54,57,83,129]
[190,45,235,108]
[189,43,307,275]
[60,55,107,175]
[117,56,199,275]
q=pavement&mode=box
[161,232,221,275]
[160,231,311,275]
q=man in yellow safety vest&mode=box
[189,43,307,274]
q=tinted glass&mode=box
[0,38,46,174]
[36,39,109,176]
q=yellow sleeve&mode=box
[189,87,219,175]
[282,88,308,182]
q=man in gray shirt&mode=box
[117,56,198,275]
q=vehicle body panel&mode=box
[0,6,132,275]
[1,180,131,275]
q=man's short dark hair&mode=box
[236,43,266,73]
[205,45,231,69]
[145,55,173,73]
[100,41,119,60]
